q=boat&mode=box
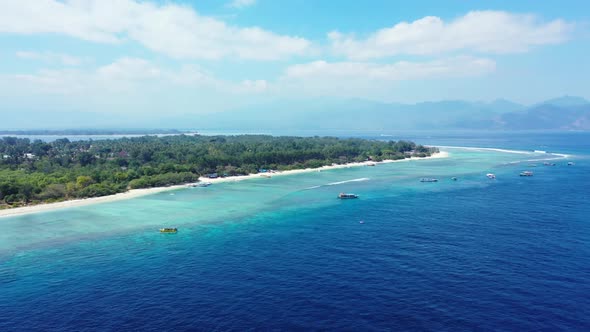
[451,177,458,181]
[519,171,534,177]
[486,173,496,179]
[528,164,537,167]
[366,162,376,166]
[159,228,178,233]
[534,150,547,153]
[568,162,574,166]
[338,193,358,199]
[420,178,438,182]
[260,174,272,178]
[543,162,556,166]
[190,182,211,187]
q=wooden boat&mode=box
[159,228,178,233]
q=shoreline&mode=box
[201,151,449,184]
[0,151,448,218]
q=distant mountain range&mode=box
[451,96,590,130]
[195,95,590,131]
[2,96,589,131]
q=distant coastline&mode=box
[0,129,192,136]
[0,151,448,218]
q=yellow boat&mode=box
[159,227,178,233]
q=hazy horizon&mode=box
[1,0,590,128]
[1,94,588,131]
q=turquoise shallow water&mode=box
[1,135,589,330]
[0,148,553,254]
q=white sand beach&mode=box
[201,151,449,184]
[0,151,448,218]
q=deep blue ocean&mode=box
[1,131,589,331]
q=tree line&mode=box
[0,135,437,208]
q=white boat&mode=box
[519,171,533,177]
[568,162,574,166]
[420,178,438,182]
[486,173,496,179]
[190,182,211,187]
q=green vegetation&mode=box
[0,135,437,208]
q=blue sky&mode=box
[0,0,589,118]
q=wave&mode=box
[437,145,571,159]
[436,145,536,155]
[524,156,570,162]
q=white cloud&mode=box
[97,57,161,81]
[7,57,268,96]
[284,57,496,81]
[238,79,268,92]
[16,51,86,66]
[227,0,257,9]
[8,56,495,102]
[13,69,89,94]
[0,0,309,60]
[276,57,496,100]
[329,11,573,59]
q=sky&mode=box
[0,0,589,120]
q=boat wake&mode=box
[327,178,370,186]
[304,178,370,190]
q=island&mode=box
[0,135,438,209]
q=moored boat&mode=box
[159,227,178,233]
[420,178,438,182]
[338,193,358,199]
[451,177,458,181]
[486,173,496,179]
[519,171,534,177]
[568,162,574,166]
[190,182,211,187]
